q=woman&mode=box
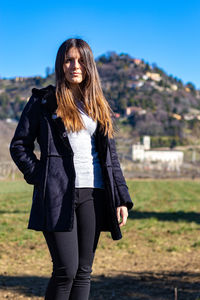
[10,38,133,300]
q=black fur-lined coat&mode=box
[10,85,133,240]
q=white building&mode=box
[146,72,161,82]
[132,136,184,171]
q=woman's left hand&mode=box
[116,206,128,227]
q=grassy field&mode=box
[0,179,200,299]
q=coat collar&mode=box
[32,85,57,114]
[32,85,108,161]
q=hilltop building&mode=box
[132,136,184,171]
[145,72,161,82]
[126,106,146,116]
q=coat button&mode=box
[52,113,58,119]
[63,132,68,138]
[41,98,47,104]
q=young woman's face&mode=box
[63,47,86,85]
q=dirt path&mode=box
[0,238,200,300]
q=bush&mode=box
[150,136,187,148]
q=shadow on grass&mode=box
[0,210,28,214]
[129,210,200,224]
[0,271,200,300]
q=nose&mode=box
[73,59,80,70]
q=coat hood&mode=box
[32,85,57,113]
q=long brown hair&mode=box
[55,38,114,138]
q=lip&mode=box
[71,72,81,75]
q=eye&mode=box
[65,58,70,63]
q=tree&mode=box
[0,93,10,107]
[118,98,127,113]
[45,66,51,78]
[144,63,151,71]
[174,96,180,104]
[192,121,200,138]
[128,97,136,106]
[170,138,177,149]
[186,82,196,95]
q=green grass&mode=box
[0,180,37,244]
[0,179,200,253]
[118,180,200,252]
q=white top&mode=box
[66,102,105,189]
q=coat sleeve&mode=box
[109,138,133,210]
[9,95,42,185]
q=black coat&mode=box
[10,85,133,240]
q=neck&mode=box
[70,84,83,101]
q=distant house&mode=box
[183,109,200,121]
[171,84,178,91]
[6,118,17,123]
[142,74,149,80]
[127,81,144,89]
[126,106,146,116]
[185,87,190,93]
[15,77,25,82]
[171,113,182,120]
[133,58,142,65]
[146,72,161,82]
[132,136,184,171]
[183,114,195,121]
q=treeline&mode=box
[0,93,25,120]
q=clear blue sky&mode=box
[1,0,200,88]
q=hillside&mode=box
[0,120,17,161]
[0,52,200,146]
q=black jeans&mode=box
[43,187,106,300]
